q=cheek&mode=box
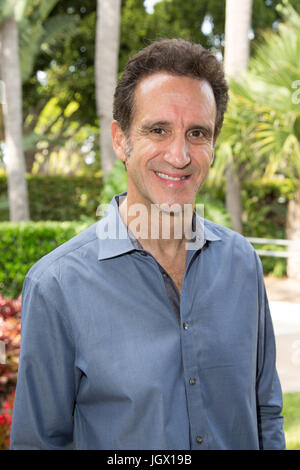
[194,146,213,168]
[132,140,163,167]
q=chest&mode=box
[154,254,186,294]
[71,254,258,396]
[164,266,184,293]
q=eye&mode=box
[188,129,204,139]
[151,128,166,135]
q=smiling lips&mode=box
[154,171,190,182]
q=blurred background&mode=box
[0,0,299,450]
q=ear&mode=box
[111,120,127,163]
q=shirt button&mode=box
[189,377,197,385]
[140,251,147,256]
[196,436,203,445]
[183,322,189,330]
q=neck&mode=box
[118,196,195,256]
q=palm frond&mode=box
[216,3,300,181]
[40,14,79,54]
[18,13,78,82]
[0,0,17,21]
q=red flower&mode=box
[0,415,6,425]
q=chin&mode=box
[152,197,194,214]
[156,203,184,215]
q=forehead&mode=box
[133,72,216,123]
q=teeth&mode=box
[156,171,187,181]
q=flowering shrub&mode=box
[0,295,21,397]
[0,391,14,449]
[0,295,21,449]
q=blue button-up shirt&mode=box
[11,194,285,450]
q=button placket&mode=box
[180,287,209,449]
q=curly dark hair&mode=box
[113,38,229,140]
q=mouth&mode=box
[154,171,189,182]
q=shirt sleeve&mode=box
[255,253,286,450]
[10,273,77,450]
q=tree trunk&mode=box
[95,0,121,180]
[0,15,29,220]
[24,148,36,173]
[224,0,253,233]
[225,165,243,233]
[286,184,300,280]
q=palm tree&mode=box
[0,0,78,218]
[17,0,78,83]
[217,1,300,278]
[95,0,121,180]
[0,7,29,221]
[17,0,79,173]
[249,2,300,279]
[223,0,253,233]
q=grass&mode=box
[283,392,300,450]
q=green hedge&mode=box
[0,174,103,221]
[241,178,297,278]
[0,221,91,299]
[242,178,297,238]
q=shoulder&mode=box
[204,218,258,258]
[203,219,264,287]
[25,222,99,284]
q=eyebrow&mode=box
[140,121,171,132]
[140,120,214,137]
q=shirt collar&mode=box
[97,193,221,261]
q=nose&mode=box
[163,133,191,168]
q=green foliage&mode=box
[0,221,90,298]
[142,0,300,59]
[100,159,128,205]
[198,195,232,229]
[242,178,297,237]
[218,2,300,182]
[20,0,98,174]
[283,393,300,450]
[19,11,79,82]
[242,178,297,277]
[202,176,297,277]
[196,179,231,229]
[15,0,300,177]
[0,0,17,21]
[0,174,103,221]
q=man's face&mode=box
[112,72,217,211]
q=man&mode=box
[11,39,285,450]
